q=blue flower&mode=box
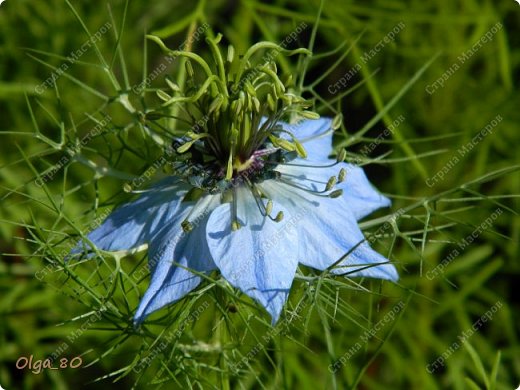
[73,117,398,325]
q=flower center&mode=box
[146,33,319,191]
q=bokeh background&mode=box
[1,0,519,389]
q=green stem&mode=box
[215,315,231,390]
[146,35,220,96]
[206,34,229,97]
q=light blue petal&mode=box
[275,161,390,220]
[278,118,334,161]
[262,181,398,282]
[337,163,391,220]
[72,178,188,254]
[134,194,219,324]
[206,186,299,324]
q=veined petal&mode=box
[262,181,398,282]
[134,194,219,324]
[71,178,189,255]
[279,118,334,161]
[276,161,390,220]
[337,163,391,220]
[206,186,299,323]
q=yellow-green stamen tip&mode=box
[294,139,307,158]
[300,111,320,120]
[265,199,273,215]
[325,176,337,191]
[332,114,343,130]
[181,220,193,233]
[336,149,346,163]
[329,189,343,198]
[338,168,347,183]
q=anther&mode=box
[276,138,296,152]
[294,139,307,158]
[252,96,261,113]
[177,140,196,154]
[274,211,284,222]
[332,114,343,130]
[209,96,223,114]
[336,148,346,163]
[338,168,347,183]
[267,93,277,112]
[235,96,244,115]
[231,187,240,231]
[300,111,320,120]
[181,219,193,232]
[185,60,194,78]
[245,81,256,97]
[225,153,234,181]
[265,199,273,215]
[227,45,235,63]
[329,189,343,198]
[156,90,172,102]
[166,78,181,92]
[325,176,337,191]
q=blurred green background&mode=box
[0,0,519,389]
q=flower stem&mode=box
[215,312,231,390]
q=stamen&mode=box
[274,211,284,222]
[180,193,214,233]
[338,168,347,183]
[299,111,320,120]
[251,184,263,198]
[247,182,270,217]
[225,151,234,181]
[177,140,197,154]
[325,176,337,191]
[252,192,270,218]
[329,189,343,198]
[278,178,330,195]
[252,96,261,113]
[274,129,308,158]
[245,81,256,97]
[267,93,277,112]
[209,96,224,114]
[332,114,343,130]
[226,45,234,64]
[270,136,297,153]
[245,181,283,223]
[336,148,346,162]
[265,199,273,215]
[176,133,215,154]
[231,187,241,230]
[165,78,181,92]
[278,178,343,200]
[181,220,193,233]
[266,160,341,169]
[123,183,181,194]
[294,139,307,158]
